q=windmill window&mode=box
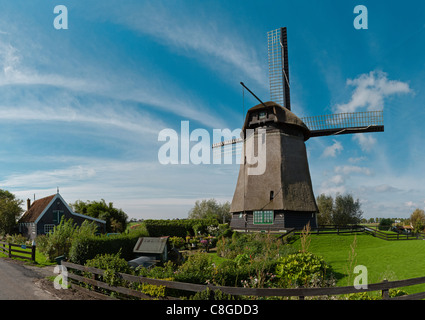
[259,111,267,120]
[270,191,274,200]
[253,210,274,224]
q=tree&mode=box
[70,199,128,233]
[316,194,333,225]
[332,194,363,226]
[379,218,393,231]
[410,209,425,233]
[188,199,231,223]
[0,189,23,235]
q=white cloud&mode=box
[0,103,161,137]
[334,70,411,113]
[405,201,416,208]
[322,139,343,158]
[335,165,372,176]
[348,156,367,163]
[318,164,373,197]
[353,134,377,152]
[329,174,345,185]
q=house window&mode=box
[44,224,55,234]
[52,210,64,223]
[253,210,274,224]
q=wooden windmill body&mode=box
[214,27,384,232]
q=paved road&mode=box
[0,258,58,300]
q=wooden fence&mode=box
[294,225,365,236]
[363,227,424,240]
[62,261,425,300]
[290,225,425,240]
[0,241,36,262]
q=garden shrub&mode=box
[84,251,168,299]
[85,250,132,279]
[36,218,98,261]
[275,252,332,288]
[189,287,238,300]
[217,233,296,260]
[174,252,214,284]
[169,236,186,249]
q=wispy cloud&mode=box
[335,165,373,176]
[352,134,377,153]
[101,2,267,90]
[321,139,343,158]
[0,38,226,129]
[334,70,411,113]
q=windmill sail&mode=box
[268,27,290,110]
[302,110,384,137]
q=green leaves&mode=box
[316,193,363,226]
[275,252,330,288]
[0,189,23,235]
[70,199,128,233]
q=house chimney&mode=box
[27,198,31,211]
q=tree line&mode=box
[316,193,363,226]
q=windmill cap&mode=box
[242,101,311,141]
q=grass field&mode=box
[293,232,425,294]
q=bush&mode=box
[189,288,238,300]
[275,252,332,288]
[174,252,214,284]
[216,233,295,260]
[169,236,186,249]
[85,251,132,280]
[37,218,79,261]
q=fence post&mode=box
[8,243,11,258]
[381,280,389,300]
[31,244,36,262]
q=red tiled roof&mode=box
[18,195,55,223]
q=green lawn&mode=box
[293,233,425,294]
[0,247,55,266]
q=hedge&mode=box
[141,219,219,238]
[69,229,148,264]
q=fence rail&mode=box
[291,225,424,241]
[0,241,36,262]
[363,227,424,240]
[294,225,365,236]
[62,261,425,300]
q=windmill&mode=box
[213,27,384,232]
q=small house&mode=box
[18,192,106,240]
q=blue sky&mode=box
[0,0,424,220]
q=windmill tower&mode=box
[213,27,384,232]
